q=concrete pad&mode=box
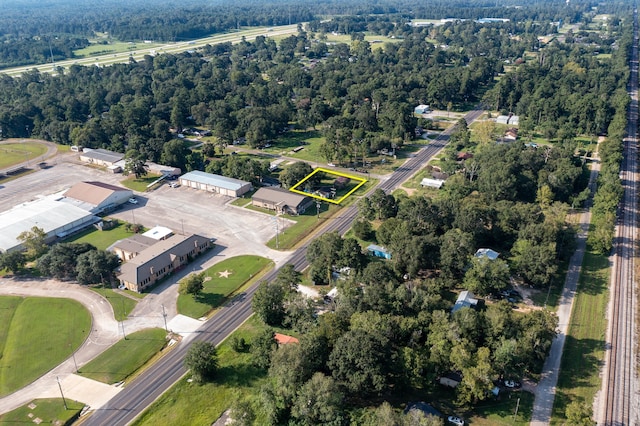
[38,375,121,409]
[167,314,204,337]
[298,285,320,298]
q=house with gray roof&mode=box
[117,233,211,292]
[179,170,252,197]
[252,187,313,215]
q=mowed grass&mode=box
[0,297,91,396]
[90,287,138,321]
[0,142,48,168]
[0,398,84,424]
[121,174,163,192]
[78,328,167,384]
[133,316,269,426]
[63,220,136,250]
[551,247,609,424]
[468,391,534,425]
[177,255,273,319]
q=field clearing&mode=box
[0,143,48,169]
[177,255,273,318]
[551,247,609,423]
[79,328,167,384]
[0,297,91,396]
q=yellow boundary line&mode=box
[289,167,367,204]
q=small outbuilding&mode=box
[179,171,252,197]
[475,248,500,260]
[420,178,445,189]
[439,372,462,388]
[414,104,431,115]
[367,244,391,259]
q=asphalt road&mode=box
[599,9,639,425]
[83,107,485,425]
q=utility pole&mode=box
[316,200,321,220]
[70,345,78,373]
[513,397,520,421]
[161,304,168,332]
[56,376,68,410]
[272,216,279,249]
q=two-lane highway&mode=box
[84,106,484,425]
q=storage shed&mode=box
[179,171,252,197]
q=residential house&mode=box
[475,248,500,260]
[452,290,479,313]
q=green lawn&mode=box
[468,391,534,425]
[90,287,138,321]
[133,316,269,426]
[178,256,273,319]
[121,174,163,192]
[551,247,609,424]
[0,297,91,396]
[0,398,84,424]
[74,41,164,57]
[0,142,48,168]
[78,328,167,384]
[63,220,136,250]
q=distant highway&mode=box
[599,9,639,425]
[84,106,484,425]
[0,25,299,78]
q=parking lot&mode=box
[0,155,293,265]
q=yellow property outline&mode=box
[289,167,367,204]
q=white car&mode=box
[447,416,464,426]
[128,198,138,204]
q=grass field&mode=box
[74,41,164,57]
[551,247,609,423]
[266,203,339,250]
[0,142,48,169]
[78,328,167,384]
[177,256,273,319]
[0,398,84,424]
[90,287,138,321]
[121,174,163,192]
[0,297,91,396]
[63,220,136,250]
[468,391,534,425]
[133,316,269,426]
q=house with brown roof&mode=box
[117,233,211,292]
[63,181,133,214]
[252,187,314,215]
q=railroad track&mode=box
[601,10,639,425]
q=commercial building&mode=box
[252,187,313,215]
[117,233,211,292]
[0,196,97,253]
[179,171,252,197]
[62,181,133,214]
[79,148,124,167]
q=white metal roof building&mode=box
[142,226,174,241]
[179,171,252,197]
[0,196,98,253]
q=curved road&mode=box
[83,106,484,425]
[0,139,58,175]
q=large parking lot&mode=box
[0,154,292,264]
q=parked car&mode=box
[128,198,138,204]
[504,379,522,389]
[447,416,465,425]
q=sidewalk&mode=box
[530,155,600,424]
